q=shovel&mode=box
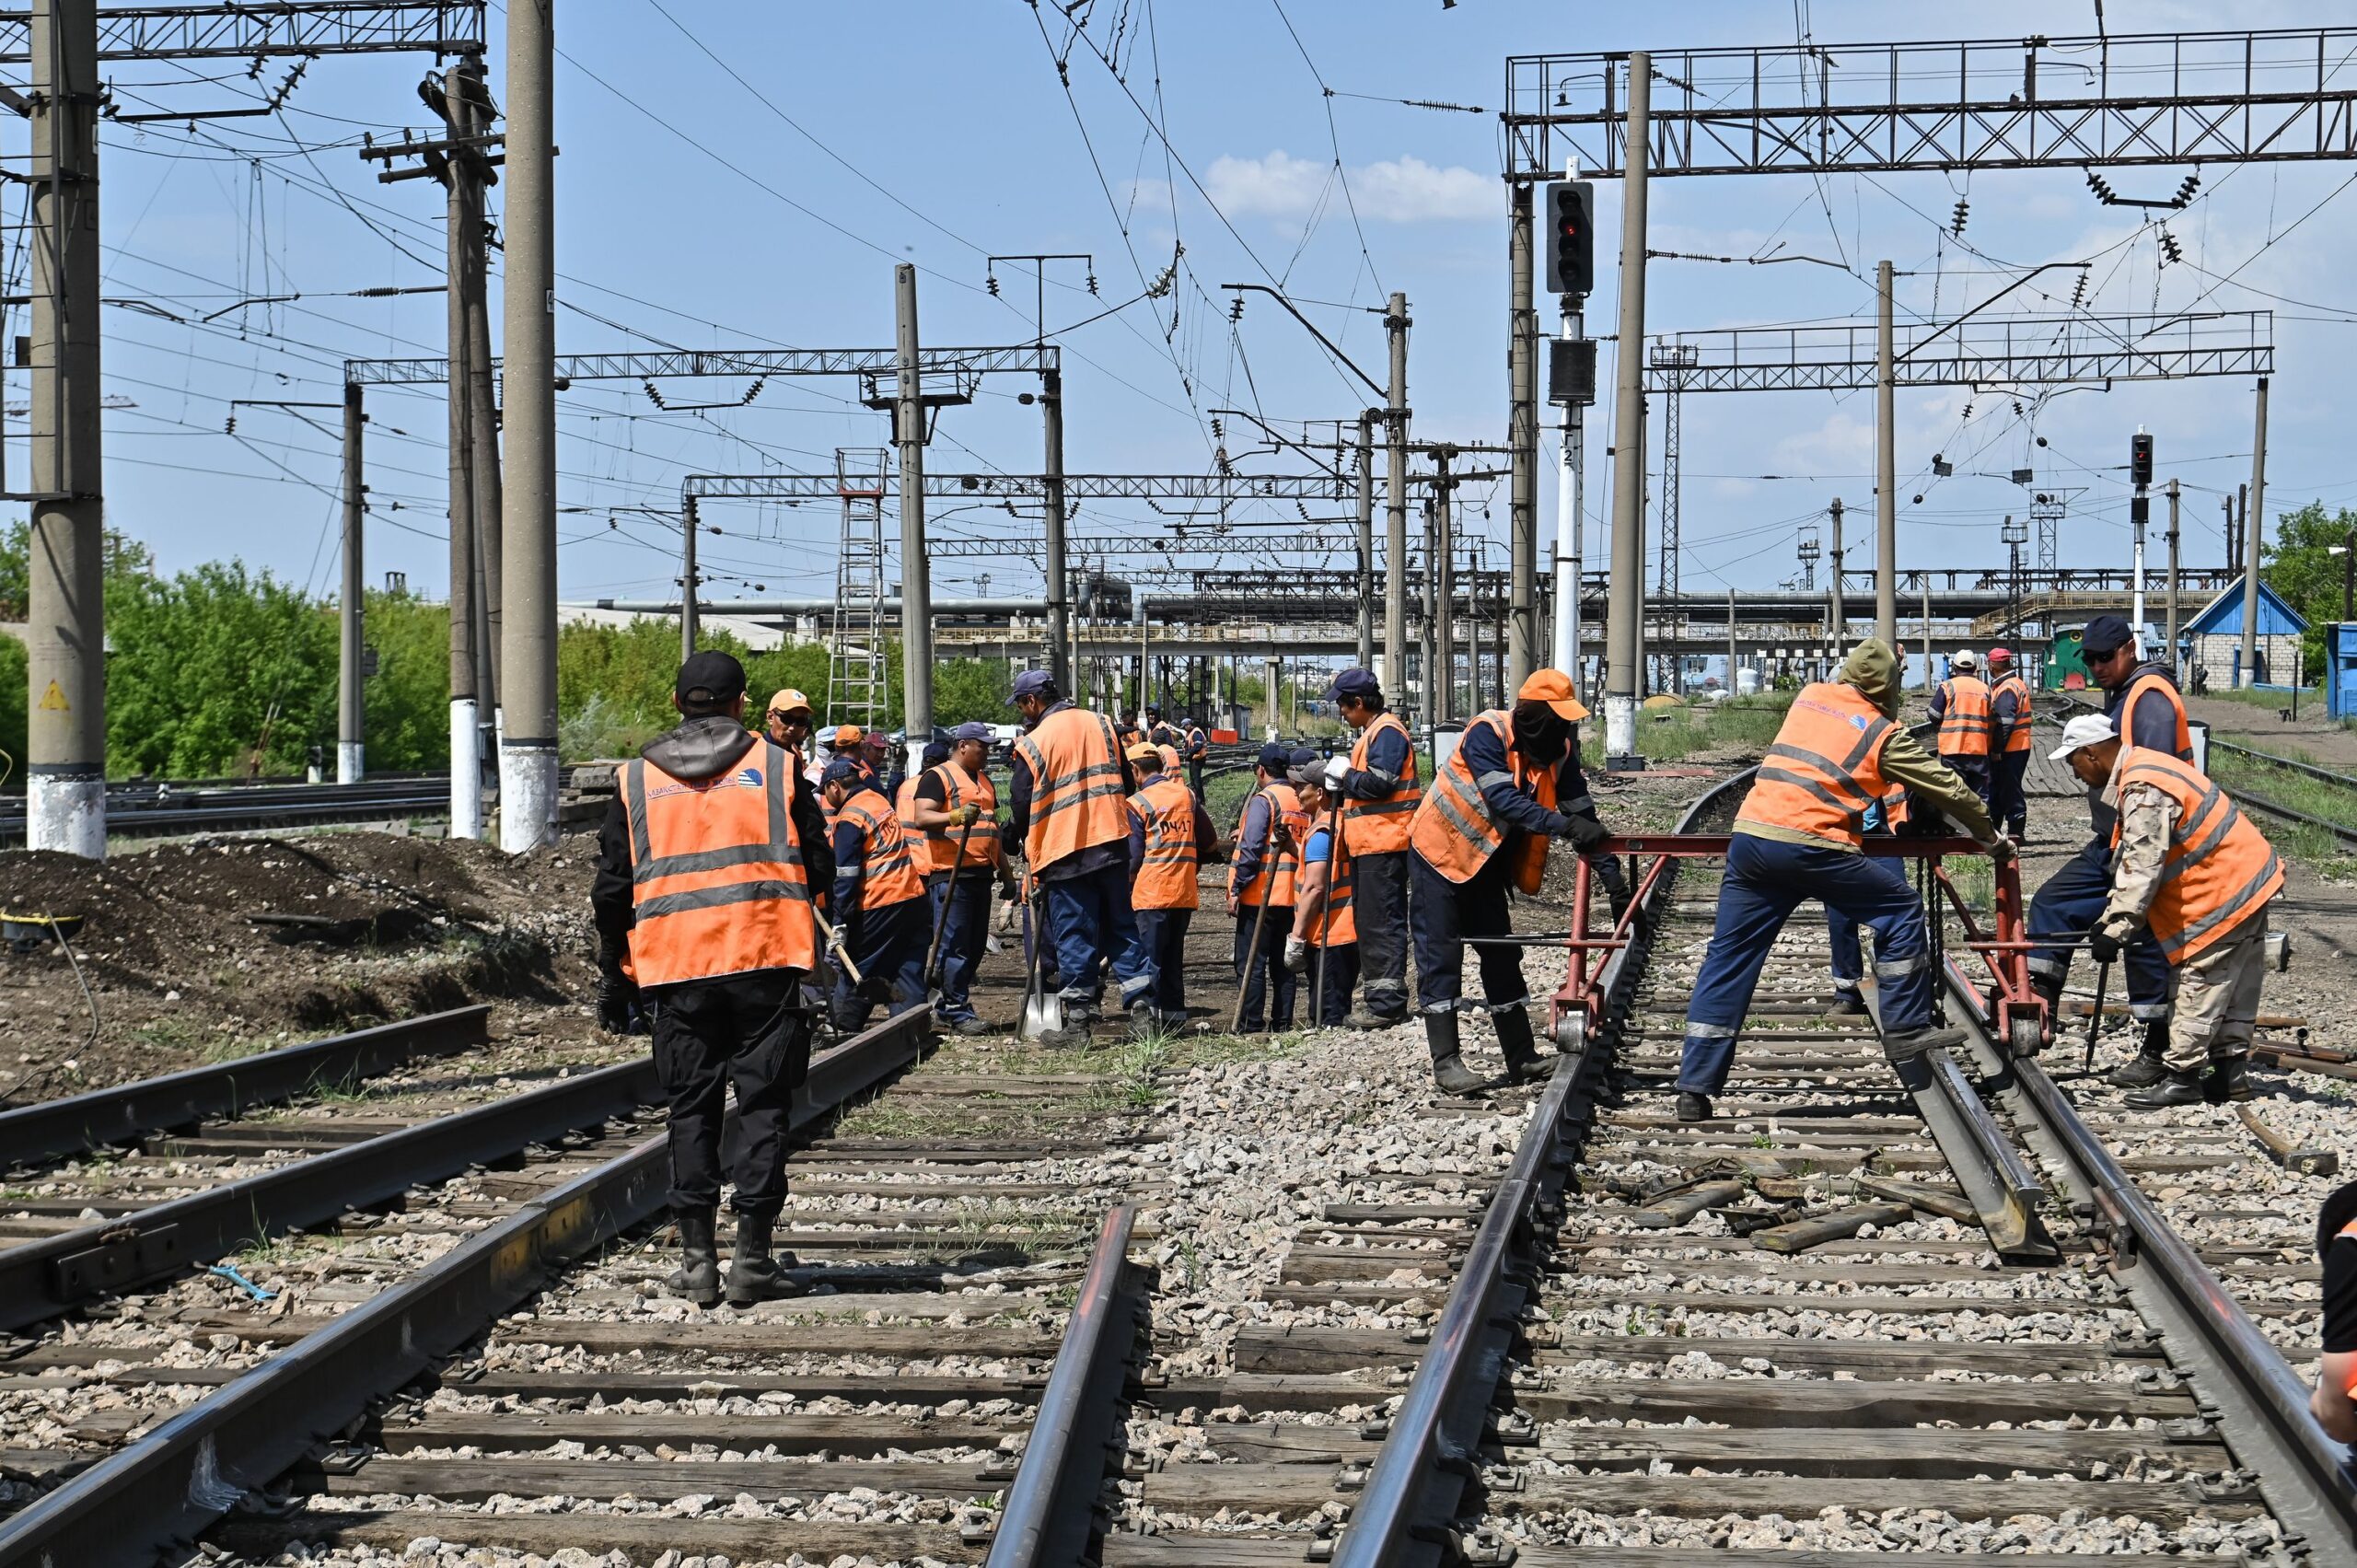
[1231,830,1296,1035]
[813,906,864,990]
[1018,870,1064,1041]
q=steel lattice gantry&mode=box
[0,3,485,62]
[345,343,1058,387]
[681,472,1350,504]
[1504,29,2357,179]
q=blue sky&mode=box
[55,0,2357,613]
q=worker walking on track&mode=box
[1409,669,1613,1093]
[1229,741,1309,1033]
[905,722,1003,1037]
[1007,669,1157,1045]
[2027,613,2190,1084]
[1326,668,1420,1028]
[591,651,831,1307]
[1126,742,1218,1031]
[1184,715,1209,797]
[2049,714,2283,1107]
[1674,639,2014,1123]
[1929,649,1995,809]
[1286,757,1358,1026]
[1985,648,2033,841]
[822,756,929,1034]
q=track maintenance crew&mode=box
[906,721,1004,1036]
[1184,715,1209,797]
[822,755,928,1033]
[1986,649,2033,841]
[2050,714,2283,1107]
[1928,649,1995,810]
[2309,1182,2357,1444]
[1228,741,1309,1033]
[591,651,830,1308]
[1126,741,1218,1031]
[2027,612,2190,1085]
[1409,669,1612,1094]
[1007,668,1157,1045]
[1326,668,1420,1028]
[1826,783,1917,1018]
[1285,756,1358,1027]
[1674,639,2013,1122]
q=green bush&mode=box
[0,631,24,785]
[106,562,336,778]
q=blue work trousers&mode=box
[1678,834,1935,1097]
[1307,942,1359,1025]
[831,895,927,1033]
[1991,751,2030,835]
[1042,864,1155,1016]
[1135,907,1192,1016]
[1827,853,1916,993]
[1410,850,1529,1017]
[1234,907,1297,1031]
[929,873,993,1023]
[1943,756,1991,811]
[2026,837,2171,1021]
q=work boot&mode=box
[726,1210,784,1306]
[2029,970,2065,1040]
[951,1016,993,1038]
[1675,1091,1713,1123]
[1493,1006,1552,1084]
[1606,878,1635,928]
[2123,1069,2205,1109]
[2210,1055,2256,1102]
[1829,988,1870,1017]
[2108,1018,2171,1087]
[1344,1007,1407,1030]
[666,1206,721,1308]
[1038,1007,1098,1051]
[1423,1012,1484,1095]
[1129,1000,1160,1041]
[1883,1025,1967,1063]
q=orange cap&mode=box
[1516,668,1590,723]
[1125,741,1161,764]
[767,688,812,718]
[829,724,864,748]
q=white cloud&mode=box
[1206,149,1492,225]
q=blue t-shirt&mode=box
[1304,826,1334,865]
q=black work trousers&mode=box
[1352,848,1411,1019]
[646,968,812,1216]
[1410,850,1528,1016]
[1234,906,1297,1031]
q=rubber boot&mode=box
[1882,1024,1967,1063]
[726,1210,782,1306]
[2210,1055,2256,1103]
[1423,1012,1483,1095]
[2122,1068,2204,1109]
[2108,1017,2171,1089]
[1493,1006,1552,1084]
[666,1206,721,1308]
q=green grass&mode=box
[2205,749,2357,879]
[2199,682,2327,712]
[1580,693,1797,767]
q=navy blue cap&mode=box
[1323,667,1380,702]
[1288,748,1318,772]
[1257,741,1291,772]
[921,740,952,771]
[2080,614,2135,656]
[1008,668,1057,705]
[821,756,867,788]
[951,721,993,743]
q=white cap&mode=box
[1949,650,1978,671]
[2048,712,2116,761]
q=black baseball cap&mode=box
[2080,615,2135,656]
[676,649,747,707]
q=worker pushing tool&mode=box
[1286,756,1358,1027]
[1825,783,1917,1017]
[1228,741,1309,1034]
[1408,669,1613,1093]
[2049,714,2284,1108]
[1928,649,1994,810]
[905,721,1004,1037]
[1674,639,2014,1123]
[823,755,929,1034]
[1325,668,1420,1028]
[1985,648,2033,841]
[1126,741,1218,1032]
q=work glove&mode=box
[955,804,982,827]
[1559,812,1611,852]
[1283,935,1311,974]
[1985,832,2018,863]
[1000,874,1022,904]
[2086,927,2123,966]
[596,969,640,1035]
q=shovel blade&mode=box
[1020,992,1064,1041]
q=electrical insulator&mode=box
[1229,296,1244,322]
[2131,430,2154,487]
[1086,273,1098,296]
[2176,169,2200,204]
[1950,197,1968,237]
[2159,229,2183,265]
[986,273,1000,297]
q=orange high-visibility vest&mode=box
[1935,674,1993,759]
[1735,682,1898,850]
[1129,775,1202,911]
[1309,824,1355,947]
[1990,672,2034,755]
[2107,747,2282,963]
[1875,783,1910,833]
[1408,710,1561,889]
[836,788,926,911]
[935,762,999,874]
[1015,706,1130,871]
[2118,671,2194,761]
[620,740,816,987]
[894,775,928,861]
[1230,784,1307,908]
[1342,711,1422,856]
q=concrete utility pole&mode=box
[1875,259,1898,646]
[2165,477,2182,671]
[1828,496,1846,645]
[1384,292,1411,710]
[499,0,558,851]
[1725,585,1736,691]
[679,498,700,659]
[456,61,502,744]
[1041,366,1071,692]
[1354,411,1376,670]
[1264,655,1280,737]
[339,382,366,783]
[2238,376,2268,688]
[893,263,933,769]
[1603,52,1651,767]
[24,0,104,857]
[1434,449,1456,725]
[445,84,482,840]
[1507,180,1538,688]
[1922,579,1933,688]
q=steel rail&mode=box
[0,1005,489,1171]
[984,1202,1145,1568]
[0,1002,935,1568]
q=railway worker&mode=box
[2308,1181,2357,1443]
[2026,613,2192,1084]
[1929,649,1995,809]
[590,651,831,1308]
[1825,784,1916,1018]
[869,730,906,800]
[1986,648,2034,841]
[1673,638,2014,1123]
[1117,707,1148,756]
[1126,742,1218,1031]
[2050,714,2283,1108]
[1228,741,1308,1033]
[1184,715,1210,796]
[1007,669,1158,1045]
[1325,668,1420,1028]
[904,721,1003,1036]
[764,688,815,768]
[1285,757,1359,1027]
[1146,703,1179,749]
[896,739,952,848]
[1409,669,1614,1093]
[821,755,929,1034]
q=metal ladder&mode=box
[830,448,889,731]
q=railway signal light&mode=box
[1545,180,1595,296]
[2131,430,2154,487]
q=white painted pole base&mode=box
[28,773,105,859]
[450,699,482,841]
[337,741,364,785]
[1603,692,1642,772]
[1550,555,1578,675]
[499,744,559,853]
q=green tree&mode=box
[2261,501,2357,680]
[933,658,1010,726]
[360,589,450,771]
[0,631,25,784]
[106,562,336,777]
[0,521,156,621]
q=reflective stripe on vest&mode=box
[2119,672,2194,761]
[1734,683,1898,850]
[1407,710,1560,887]
[907,763,1000,875]
[1015,707,1131,870]
[621,739,816,987]
[1130,775,1201,911]
[1230,784,1307,907]
[838,789,927,910]
[1991,674,2034,754]
[1313,830,1356,947]
[2107,747,2283,963]
[1935,675,1993,758]
[1343,710,1422,856]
